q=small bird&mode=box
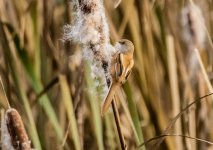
[101,39,134,116]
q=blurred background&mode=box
[0,0,213,149]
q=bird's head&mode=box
[115,39,134,54]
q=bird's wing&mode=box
[101,83,119,116]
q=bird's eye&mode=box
[119,41,125,45]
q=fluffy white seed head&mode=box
[187,50,200,79]
[181,2,206,50]
[64,0,117,95]
[64,0,110,46]
[181,2,206,80]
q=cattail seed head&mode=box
[1,110,15,150]
[1,108,31,150]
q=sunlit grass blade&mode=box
[59,74,81,150]
[167,35,183,149]
[124,82,145,150]
[104,114,117,150]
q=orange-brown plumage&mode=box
[101,39,134,116]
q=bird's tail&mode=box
[101,83,119,116]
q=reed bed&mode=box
[0,0,213,149]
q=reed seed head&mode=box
[181,2,205,50]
